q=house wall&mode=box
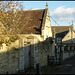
[62,31,72,43]
[41,7,52,40]
[44,9,52,39]
[62,30,75,43]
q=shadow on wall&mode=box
[0,37,54,74]
[56,38,75,62]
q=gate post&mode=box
[60,45,63,64]
[36,63,41,74]
[61,46,64,61]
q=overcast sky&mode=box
[22,1,75,29]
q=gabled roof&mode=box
[17,9,45,34]
[0,9,45,34]
[51,25,73,39]
[51,26,70,34]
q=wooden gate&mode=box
[24,43,31,69]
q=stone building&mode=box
[52,24,75,62]
[0,3,55,74]
[52,24,74,43]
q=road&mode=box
[17,56,75,74]
[54,56,75,74]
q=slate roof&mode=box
[0,9,45,34]
[51,25,73,39]
[51,26,70,34]
[17,9,45,34]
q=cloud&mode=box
[50,6,75,23]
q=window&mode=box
[57,37,62,43]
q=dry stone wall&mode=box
[0,40,19,74]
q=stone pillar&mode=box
[33,38,39,68]
[62,46,64,61]
[51,39,56,64]
[19,38,24,71]
[36,63,41,74]
[60,45,64,63]
[51,39,55,56]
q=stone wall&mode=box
[38,38,54,67]
[0,40,19,74]
[62,31,75,43]
[63,50,75,61]
[0,34,55,74]
[61,46,75,61]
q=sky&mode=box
[21,1,75,29]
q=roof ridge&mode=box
[23,9,45,12]
[51,26,69,27]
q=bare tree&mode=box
[0,1,25,34]
[0,1,25,45]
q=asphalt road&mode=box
[54,56,75,74]
[18,56,75,74]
